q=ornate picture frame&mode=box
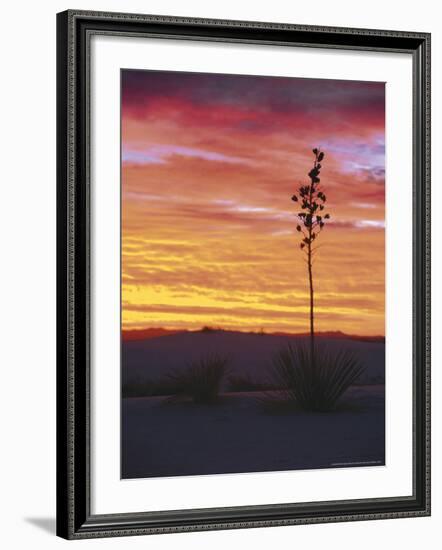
[56,10,430,539]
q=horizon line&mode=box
[121,326,385,341]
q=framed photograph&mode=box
[56,10,431,539]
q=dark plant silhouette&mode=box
[291,148,330,369]
[166,354,230,404]
[269,343,365,412]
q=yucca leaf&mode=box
[269,343,365,412]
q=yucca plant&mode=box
[291,148,330,371]
[166,354,230,404]
[269,343,365,412]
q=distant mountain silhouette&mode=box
[122,326,384,343]
[272,330,384,343]
[122,328,187,341]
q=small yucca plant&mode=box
[269,344,365,412]
[166,354,230,404]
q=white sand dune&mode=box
[122,385,385,479]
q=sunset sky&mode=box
[121,70,385,336]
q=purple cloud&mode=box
[122,144,251,165]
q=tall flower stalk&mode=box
[291,148,331,371]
